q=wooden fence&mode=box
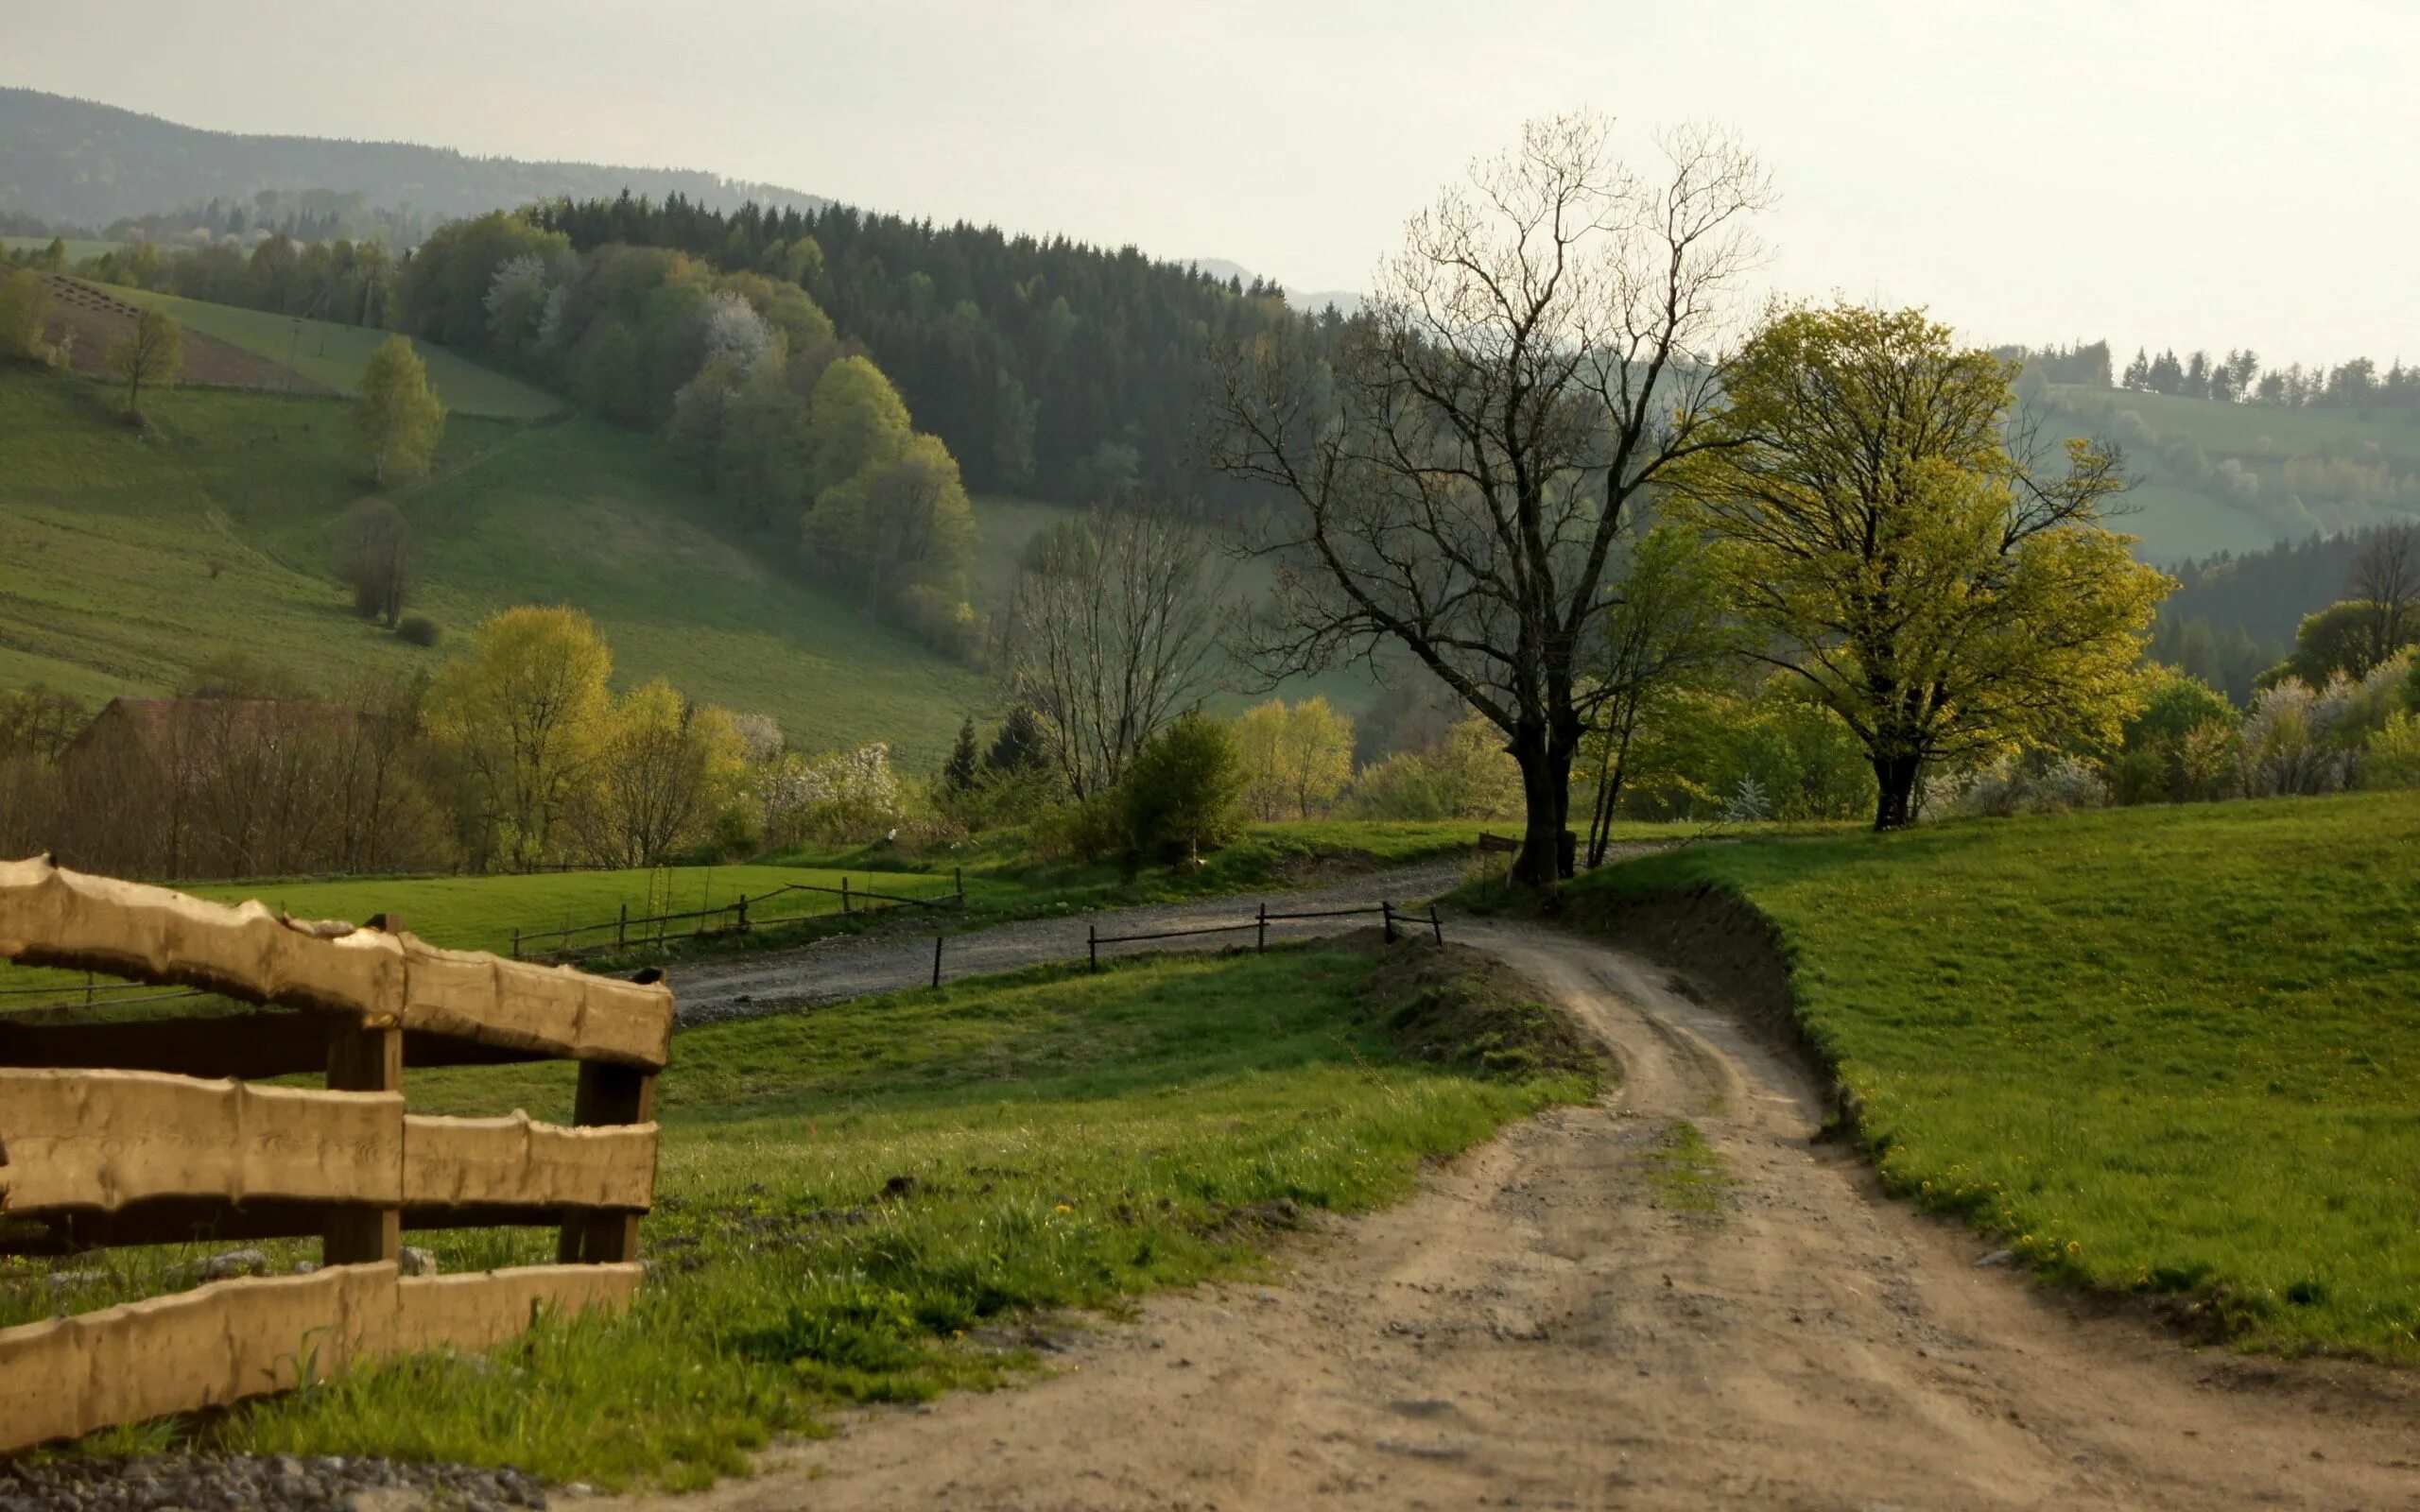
[1085,899,1443,968]
[511,871,965,962]
[0,855,674,1453]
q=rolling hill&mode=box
[0,87,826,230]
[2038,383,2420,563]
[0,368,988,765]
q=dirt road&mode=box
[607,919,2420,1511]
[666,857,1477,1022]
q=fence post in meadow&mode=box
[955,865,964,901]
[1428,903,1443,945]
[736,894,750,934]
[325,912,405,1268]
[510,927,521,961]
[933,936,944,988]
[558,1061,655,1265]
[1256,902,1268,953]
[617,902,628,950]
[1382,902,1398,944]
[1088,923,1098,972]
[841,877,852,914]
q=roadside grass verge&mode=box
[1537,791,2420,1359]
[4,945,1591,1487]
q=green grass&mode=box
[1642,1120,1731,1215]
[3,236,120,261]
[5,947,1588,1486]
[179,865,980,959]
[100,285,560,419]
[2043,383,2420,561]
[1561,792,2420,1357]
[0,368,989,765]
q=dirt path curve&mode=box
[605,920,2420,1511]
[666,857,1478,1023]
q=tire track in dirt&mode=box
[605,919,2420,1511]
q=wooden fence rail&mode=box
[0,854,673,1454]
[510,870,966,962]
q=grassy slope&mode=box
[2045,384,2420,561]
[0,369,987,765]
[1570,793,2420,1357]
[100,284,561,419]
[18,948,1585,1486]
[1,236,118,261]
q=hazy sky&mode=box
[13,0,2416,363]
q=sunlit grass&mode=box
[1567,791,2420,1357]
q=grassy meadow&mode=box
[1564,792,2420,1358]
[0,369,988,765]
[9,946,1590,1486]
[2043,383,2420,561]
[100,284,561,419]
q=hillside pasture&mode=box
[2,234,119,261]
[100,284,561,419]
[0,370,988,765]
[1562,792,2420,1358]
[32,276,333,393]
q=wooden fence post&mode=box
[954,866,964,901]
[1428,903,1443,945]
[510,927,521,961]
[736,894,750,933]
[1382,902,1397,944]
[841,877,852,914]
[1256,902,1268,953]
[616,902,628,950]
[932,936,944,988]
[326,913,404,1268]
[1088,923,1098,971]
[558,1062,656,1265]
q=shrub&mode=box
[2365,713,2420,790]
[1028,788,1130,863]
[1952,752,2108,817]
[395,615,441,647]
[1122,712,1244,866]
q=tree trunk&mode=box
[1872,753,1922,831]
[1511,724,1577,887]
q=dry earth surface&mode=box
[607,919,2420,1512]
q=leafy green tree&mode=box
[1668,303,2172,829]
[41,238,65,274]
[0,269,47,360]
[350,335,448,487]
[107,306,182,413]
[804,355,912,491]
[424,606,614,870]
[1122,711,1244,866]
[804,432,977,631]
[337,499,412,627]
[2272,600,2415,687]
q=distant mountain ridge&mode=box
[0,87,827,231]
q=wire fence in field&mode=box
[510,871,968,961]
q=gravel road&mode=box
[666,855,1478,1022]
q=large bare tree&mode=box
[1205,113,1772,884]
[1001,503,1232,798]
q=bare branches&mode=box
[1000,505,1233,798]
[1204,112,1771,883]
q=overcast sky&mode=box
[13,0,2415,363]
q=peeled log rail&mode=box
[0,1262,641,1453]
[0,856,673,1068]
[0,1069,657,1214]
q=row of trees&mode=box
[2117,347,2420,409]
[0,608,856,881]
